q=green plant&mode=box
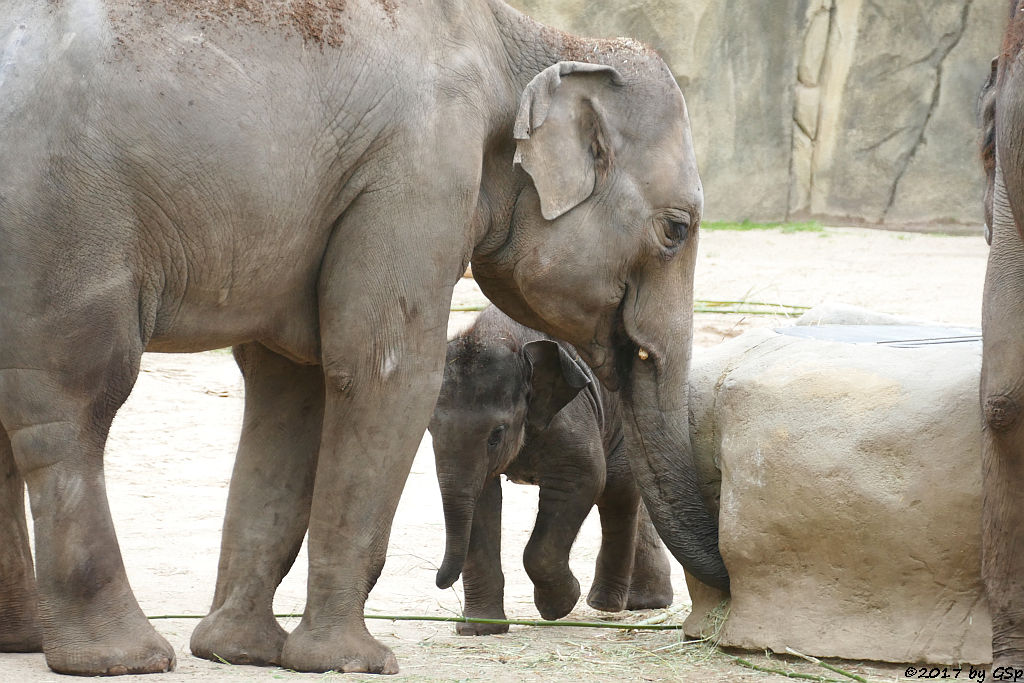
[703,220,824,233]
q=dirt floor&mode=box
[3,226,991,682]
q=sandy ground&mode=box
[2,226,991,682]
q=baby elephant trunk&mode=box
[435,472,482,589]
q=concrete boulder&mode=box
[684,320,990,664]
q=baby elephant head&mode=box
[429,329,590,589]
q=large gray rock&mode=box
[684,326,990,664]
[508,0,1005,229]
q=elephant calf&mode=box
[428,306,673,635]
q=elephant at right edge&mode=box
[980,0,1024,670]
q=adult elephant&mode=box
[981,0,1024,670]
[0,0,727,676]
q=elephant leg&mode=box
[279,203,454,674]
[0,425,42,652]
[0,302,175,675]
[457,477,508,636]
[523,443,600,621]
[190,342,323,666]
[586,456,639,613]
[981,213,1024,667]
[587,497,637,613]
[625,505,672,611]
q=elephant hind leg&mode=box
[586,498,636,613]
[0,319,175,675]
[0,425,42,652]
[191,342,324,667]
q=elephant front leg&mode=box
[982,213,1024,668]
[190,343,324,666]
[0,427,42,652]
[279,231,453,674]
[458,477,508,636]
[524,474,599,621]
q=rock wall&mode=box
[509,0,1007,228]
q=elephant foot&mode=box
[0,599,43,652]
[625,581,673,611]
[456,606,509,636]
[533,575,581,621]
[586,581,629,613]
[0,614,43,651]
[280,620,398,674]
[43,613,175,676]
[456,619,510,636]
[190,606,287,666]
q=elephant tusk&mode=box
[637,348,649,361]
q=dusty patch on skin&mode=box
[107,0,398,48]
[542,27,653,62]
[537,27,658,84]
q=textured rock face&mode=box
[509,0,1006,228]
[683,327,990,664]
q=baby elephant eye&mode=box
[487,425,507,448]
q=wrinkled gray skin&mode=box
[429,306,672,634]
[0,0,725,675]
[980,0,1024,669]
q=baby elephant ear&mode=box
[514,61,624,220]
[522,339,592,430]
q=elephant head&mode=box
[983,1,1024,247]
[471,54,730,591]
[429,330,590,589]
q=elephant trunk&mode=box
[435,472,482,589]
[621,353,729,591]
[613,247,730,592]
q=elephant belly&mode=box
[146,283,321,365]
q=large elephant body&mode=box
[980,0,1024,670]
[0,0,724,675]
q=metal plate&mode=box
[774,324,981,348]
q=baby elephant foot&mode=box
[456,619,510,636]
[190,606,287,666]
[625,581,673,611]
[533,575,581,621]
[456,607,509,636]
[280,620,398,674]
[586,581,629,613]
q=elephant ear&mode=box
[513,61,624,220]
[522,339,591,430]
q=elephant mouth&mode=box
[585,294,644,393]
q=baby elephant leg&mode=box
[625,505,673,611]
[457,478,509,636]
[587,496,639,613]
[524,482,597,621]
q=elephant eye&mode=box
[487,425,507,448]
[666,218,689,243]
[660,215,690,252]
